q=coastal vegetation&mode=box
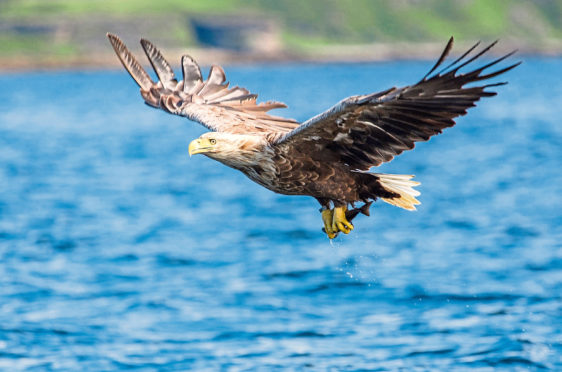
[1,0,561,68]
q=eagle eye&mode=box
[210,139,217,145]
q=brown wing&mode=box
[275,37,520,170]
[107,33,299,135]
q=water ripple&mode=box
[0,61,561,370]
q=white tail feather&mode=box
[375,173,421,211]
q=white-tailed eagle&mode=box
[107,34,518,239]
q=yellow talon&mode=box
[321,209,337,239]
[332,206,354,234]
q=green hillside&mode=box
[1,0,561,66]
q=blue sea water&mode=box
[0,57,561,371]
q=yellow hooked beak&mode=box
[188,138,215,156]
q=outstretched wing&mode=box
[107,33,299,135]
[275,37,520,170]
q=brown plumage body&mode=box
[107,33,519,237]
[254,148,397,203]
[195,132,397,207]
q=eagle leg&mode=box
[321,208,337,239]
[332,206,354,235]
[347,200,372,219]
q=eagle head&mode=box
[188,132,269,168]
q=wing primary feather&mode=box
[451,40,499,74]
[140,38,177,90]
[421,36,454,81]
[473,61,521,82]
[107,33,153,90]
[436,40,481,76]
[482,82,508,88]
[198,65,227,97]
[458,50,518,84]
[206,65,227,85]
[477,50,518,71]
[471,52,519,79]
[181,55,203,94]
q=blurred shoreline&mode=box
[1,39,560,72]
[3,0,562,72]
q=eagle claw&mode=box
[321,206,355,239]
[332,206,354,235]
[321,209,337,239]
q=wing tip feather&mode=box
[106,32,154,91]
[422,36,455,81]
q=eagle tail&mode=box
[375,173,421,211]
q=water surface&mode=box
[0,58,561,371]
